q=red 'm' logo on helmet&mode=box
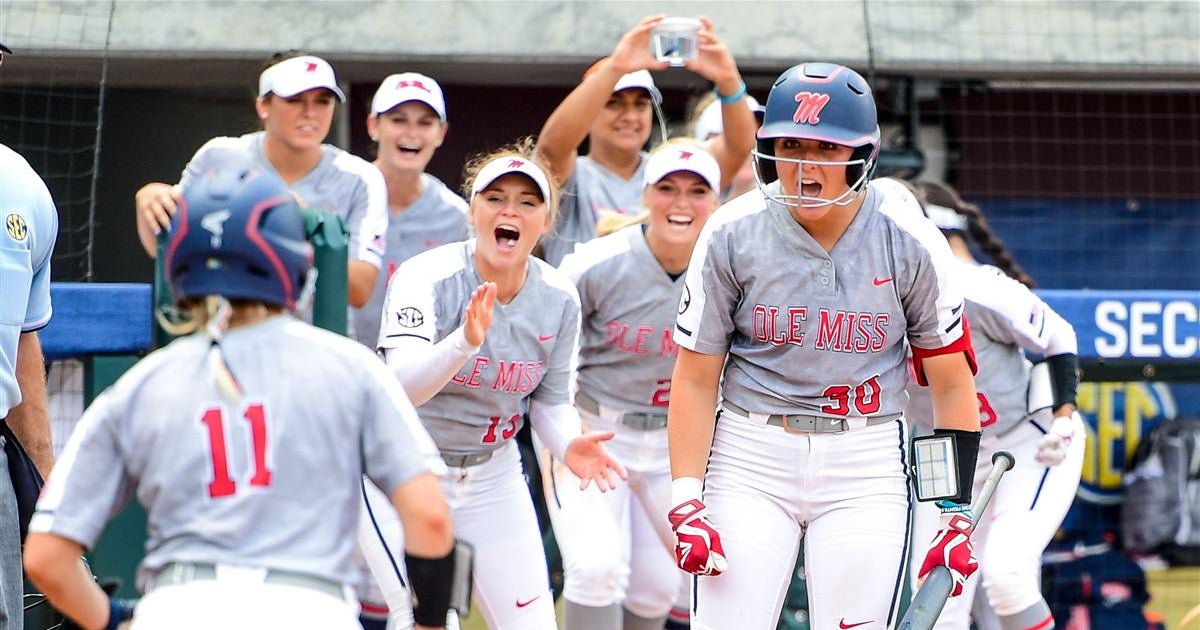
[677,150,693,160]
[508,159,525,168]
[305,62,318,72]
[793,91,831,125]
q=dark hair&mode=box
[918,180,1036,288]
[255,50,308,101]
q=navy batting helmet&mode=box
[165,166,312,309]
[753,62,880,207]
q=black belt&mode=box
[722,401,901,434]
[576,392,668,431]
[149,562,345,600]
[440,450,496,468]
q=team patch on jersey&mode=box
[6,213,28,241]
[395,306,425,328]
[678,285,691,314]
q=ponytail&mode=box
[917,181,1036,289]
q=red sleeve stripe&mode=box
[911,313,978,386]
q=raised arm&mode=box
[535,15,668,183]
[383,282,496,405]
[684,16,755,192]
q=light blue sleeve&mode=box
[24,177,58,331]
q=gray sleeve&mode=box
[344,166,388,268]
[674,227,738,354]
[28,392,134,549]
[532,290,581,406]
[541,172,585,266]
[178,141,218,188]
[360,357,447,495]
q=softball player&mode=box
[362,147,626,630]
[134,52,388,313]
[667,63,983,630]
[24,166,457,630]
[353,72,470,628]
[906,180,1084,630]
[548,141,722,630]
[535,15,755,265]
[352,72,469,347]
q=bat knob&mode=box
[992,449,1016,470]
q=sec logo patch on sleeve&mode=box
[6,213,28,241]
[678,285,691,315]
[395,307,424,327]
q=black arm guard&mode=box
[934,428,981,506]
[407,547,456,627]
[1043,352,1080,411]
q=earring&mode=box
[370,134,379,142]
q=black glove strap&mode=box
[407,547,456,627]
[934,428,981,506]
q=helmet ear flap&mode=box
[845,144,878,191]
[754,137,778,184]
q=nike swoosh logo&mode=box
[516,596,541,608]
[839,620,871,629]
[538,334,555,342]
[872,277,893,286]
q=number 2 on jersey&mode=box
[200,403,273,499]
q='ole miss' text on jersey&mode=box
[675,178,977,416]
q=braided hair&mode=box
[917,181,1036,289]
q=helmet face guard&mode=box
[753,62,881,208]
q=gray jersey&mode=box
[560,224,681,413]
[378,239,581,454]
[181,132,388,271]
[30,316,443,589]
[540,154,648,266]
[675,179,969,416]
[907,260,1078,435]
[351,174,469,346]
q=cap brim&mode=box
[273,84,347,103]
[0,42,12,54]
[470,157,552,204]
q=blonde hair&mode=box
[461,137,559,225]
[596,210,649,237]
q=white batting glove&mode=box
[1035,414,1078,467]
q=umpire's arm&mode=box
[9,331,53,478]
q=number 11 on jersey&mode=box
[200,403,274,498]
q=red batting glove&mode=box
[918,513,978,597]
[668,498,728,576]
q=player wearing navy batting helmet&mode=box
[666,63,982,630]
[25,165,457,630]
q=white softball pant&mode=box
[358,441,556,630]
[693,406,912,630]
[911,416,1084,629]
[130,565,360,629]
[543,405,684,618]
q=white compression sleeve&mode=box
[384,327,480,406]
[528,399,583,462]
